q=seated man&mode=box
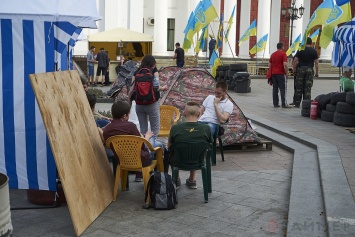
[339,66,354,92]
[168,101,212,189]
[198,81,233,135]
[103,100,160,181]
[86,93,112,128]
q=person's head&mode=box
[100,47,104,51]
[111,100,131,120]
[215,81,228,100]
[343,66,353,78]
[209,34,214,39]
[86,93,96,111]
[175,42,180,48]
[183,101,201,119]
[90,46,95,52]
[81,77,89,92]
[277,43,284,50]
[306,37,312,45]
[140,54,156,68]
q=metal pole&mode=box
[290,17,294,48]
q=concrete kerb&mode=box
[248,114,355,236]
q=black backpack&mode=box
[144,171,178,210]
[134,67,157,105]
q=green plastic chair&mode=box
[211,125,225,166]
[169,141,212,203]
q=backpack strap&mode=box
[143,171,155,209]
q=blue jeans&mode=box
[88,65,94,76]
[199,121,218,136]
[177,61,184,68]
[149,136,169,172]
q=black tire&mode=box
[326,104,336,112]
[331,92,346,105]
[336,102,355,114]
[321,110,334,122]
[333,111,355,127]
[319,92,338,111]
[228,70,237,78]
[229,63,247,71]
[301,108,310,117]
[228,85,235,91]
[346,92,355,105]
[218,71,225,77]
[217,65,229,71]
[314,94,325,102]
[302,99,312,109]
[226,80,230,85]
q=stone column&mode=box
[153,0,167,56]
[222,1,237,58]
[269,0,281,53]
[238,0,251,59]
[256,0,271,58]
[301,0,311,33]
[129,0,144,32]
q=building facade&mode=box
[74,0,355,60]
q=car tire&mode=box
[333,111,355,127]
[229,63,247,71]
[301,108,310,117]
[321,110,334,122]
[326,103,336,112]
[346,92,355,105]
[302,99,312,109]
[336,102,355,114]
[331,92,347,105]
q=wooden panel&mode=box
[29,70,114,236]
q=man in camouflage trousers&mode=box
[292,37,319,108]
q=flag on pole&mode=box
[195,26,208,53]
[183,12,196,50]
[286,34,302,56]
[216,13,224,50]
[319,2,352,49]
[238,19,257,46]
[249,34,268,55]
[301,0,334,48]
[209,50,222,77]
[193,0,218,34]
[224,5,236,42]
[309,28,320,43]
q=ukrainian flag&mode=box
[238,19,257,46]
[249,34,268,55]
[286,34,301,56]
[224,5,236,42]
[209,50,222,78]
[216,13,224,50]
[193,0,218,34]
[319,2,352,48]
[336,0,351,6]
[309,29,320,43]
[195,26,208,53]
[184,11,196,45]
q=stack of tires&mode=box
[334,92,355,127]
[216,65,230,82]
[226,63,251,93]
[320,92,346,122]
[301,99,312,117]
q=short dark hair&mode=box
[90,46,95,50]
[111,100,131,119]
[100,47,104,50]
[277,43,283,50]
[86,93,96,109]
[306,37,312,45]
[175,42,180,46]
[216,81,228,91]
[185,101,200,117]
[140,54,156,68]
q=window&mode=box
[167,19,175,51]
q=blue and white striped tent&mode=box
[0,0,100,191]
[331,18,355,68]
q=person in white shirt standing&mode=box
[198,81,233,135]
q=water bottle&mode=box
[153,75,159,91]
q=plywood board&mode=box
[29,70,114,236]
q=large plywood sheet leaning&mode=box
[29,70,114,236]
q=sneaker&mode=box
[289,102,295,106]
[294,104,300,108]
[274,105,280,108]
[135,172,142,182]
[282,104,293,108]
[186,178,197,189]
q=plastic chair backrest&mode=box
[169,141,211,169]
[106,135,150,170]
[159,105,181,133]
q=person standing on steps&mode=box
[208,35,216,60]
[173,42,184,68]
[87,46,96,86]
[95,47,109,86]
[269,43,292,108]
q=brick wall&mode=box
[279,0,291,50]
[351,1,355,16]
[249,0,258,53]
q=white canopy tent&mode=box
[0,0,101,191]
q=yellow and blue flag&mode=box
[193,0,218,34]
[238,19,256,46]
[336,0,351,6]
[309,28,320,43]
[301,0,334,48]
[286,34,301,56]
[209,50,222,77]
[195,26,208,53]
[183,11,196,48]
[224,5,236,42]
[319,2,352,48]
[216,13,224,50]
[249,33,268,55]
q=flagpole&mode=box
[225,38,237,63]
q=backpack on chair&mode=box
[134,67,156,105]
[144,170,178,210]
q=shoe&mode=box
[274,105,280,108]
[289,102,295,106]
[294,105,300,108]
[135,172,142,182]
[282,104,293,108]
[176,178,181,190]
[186,178,197,189]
